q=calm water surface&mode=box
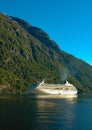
[0,94,92,130]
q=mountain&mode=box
[0,12,92,93]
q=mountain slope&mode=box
[0,12,92,93]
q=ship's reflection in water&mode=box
[34,94,78,130]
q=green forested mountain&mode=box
[0,12,92,93]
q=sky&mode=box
[0,0,92,65]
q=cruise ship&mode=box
[35,80,77,95]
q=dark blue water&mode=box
[0,94,92,130]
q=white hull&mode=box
[37,88,77,95]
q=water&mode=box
[0,94,92,130]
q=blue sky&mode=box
[0,0,92,65]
